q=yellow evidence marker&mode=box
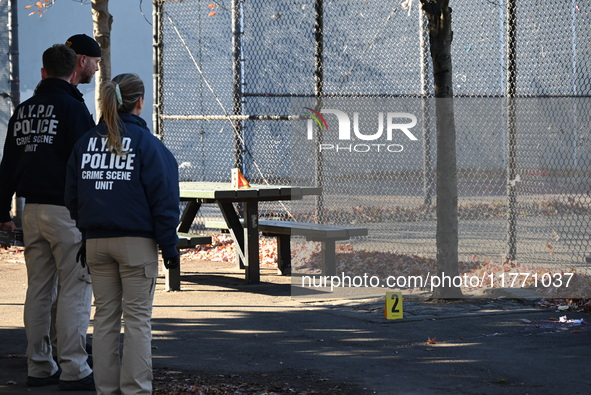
[384,291,403,320]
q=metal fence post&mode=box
[314,0,324,223]
[232,0,244,171]
[153,0,163,138]
[506,0,518,262]
[419,8,433,207]
[8,0,23,225]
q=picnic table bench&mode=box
[176,232,211,249]
[167,232,212,291]
[205,219,368,275]
[176,182,322,285]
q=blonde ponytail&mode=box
[99,73,145,155]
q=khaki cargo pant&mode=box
[22,204,93,381]
[87,237,158,395]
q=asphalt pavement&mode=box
[1,253,590,394]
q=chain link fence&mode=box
[155,0,591,281]
[0,1,12,161]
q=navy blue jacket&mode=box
[65,113,180,257]
[0,78,94,222]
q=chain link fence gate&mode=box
[155,0,591,288]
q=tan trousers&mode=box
[87,237,158,395]
[22,204,92,380]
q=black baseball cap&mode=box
[65,34,101,57]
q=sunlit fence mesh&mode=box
[156,0,591,276]
[0,1,11,162]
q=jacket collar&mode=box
[117,113,148,129]
[97,113,149,131]
[34,78,85,103]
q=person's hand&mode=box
[0,221,16,231]
[76,235,86,267]
[0,221,17,249]
[163,253,180,270]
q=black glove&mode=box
[76,237,87,268]
[163,253,180,270]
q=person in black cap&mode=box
[42,34,101,364]
[65,33,101,86]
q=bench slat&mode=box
[259,220,367,239]
[260,221,348,238]
[205,219,367,240]
[176,233,212,249]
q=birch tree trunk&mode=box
[91,0,112,119]
[420,0,462,298]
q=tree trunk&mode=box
[91,0,112,119]
[420,0,462,298]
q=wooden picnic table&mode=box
[171,182,321,288]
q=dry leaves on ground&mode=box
[153,369,359,395]
[182,235,591,300]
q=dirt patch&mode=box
[153,368,362,394]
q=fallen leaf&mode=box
[546,242,554,254]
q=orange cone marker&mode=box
[231,168,251,188]
[237,170,250,188]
